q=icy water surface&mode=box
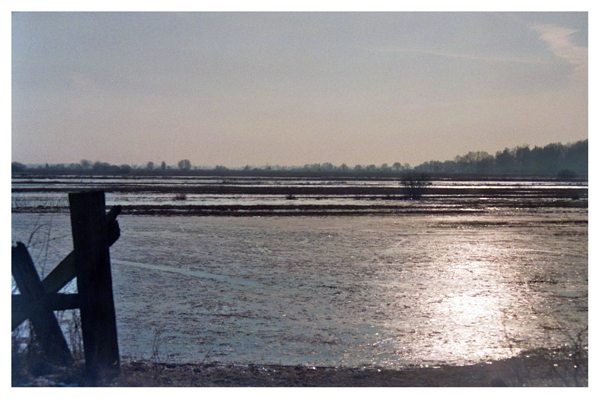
[11,210,587,369]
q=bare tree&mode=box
[401,172,431,200]
[177,159,191,170]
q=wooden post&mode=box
[69,191,120,382]
[11,243,73,366]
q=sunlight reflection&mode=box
[377,225,545,365]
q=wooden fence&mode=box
[12,191,121,384]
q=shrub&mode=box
[400,172,431,200]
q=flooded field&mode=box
[11,176,588,370]
[12,174,587,216]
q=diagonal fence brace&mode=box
[11,242,74,366]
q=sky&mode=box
[11,9,588,168]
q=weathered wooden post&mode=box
[69,191,120,382]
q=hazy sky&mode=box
[11,11,588,168]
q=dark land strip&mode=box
[13,347,587,387]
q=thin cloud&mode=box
[364,46,555,65]
[530,23,587,82]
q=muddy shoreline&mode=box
[115,351,587,387]
[13,347,588,387]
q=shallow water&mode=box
[11,176,587,211]
[11,210,587,369]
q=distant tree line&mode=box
[413,140,587,177]
[11,140,587,178]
